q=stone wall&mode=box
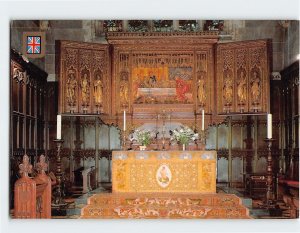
[227,20,285,71]
[286,20,299,67]
[10,20,94,81]
[10,20,45,70]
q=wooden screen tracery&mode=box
[216,39,271,114]
[57,41,110,114]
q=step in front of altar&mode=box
[80,193,251,219]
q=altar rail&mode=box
[14,154,51,218]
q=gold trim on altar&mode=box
[112,150,216,193]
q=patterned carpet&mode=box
[81,192,251,219]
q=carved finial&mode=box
[36,154,48,174]
[19,154,33,177]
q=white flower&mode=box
[170,125,198,144]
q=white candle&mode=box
[123,110,126,131]
[57,115,62,140]
[267,113,272,139]
[201,109,205,131]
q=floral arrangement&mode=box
[131,129,153,146]
[170,125,199,145]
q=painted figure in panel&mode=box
[251,70,261,104]
[66,71,77,107]
[94,72,103,106]
[120,71,129,106]
[237,69,247,105]
[81,73,90,106]
[197,72,206,107]
[223,71,233,106]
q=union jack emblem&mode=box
[27,36,41,54]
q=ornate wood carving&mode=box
[19,154,33,176]
[108,33,218,128]
[56,36,271,133]
[57,41,110,114]
[216,40,271,114]
[106,31,219,45]
[14,154,52,219]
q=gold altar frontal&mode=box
[112,150,216,193]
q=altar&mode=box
[112,150,216,193]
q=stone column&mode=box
[82,167,92,193]
[123,20,128,32]
[147,20,153,31]
[93,20,103,37]
[173,20,179,31]
[197,20,204,31]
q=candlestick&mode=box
[57,115,62,140]
[201,109,205,131]
[267,114,272,139]
[52,139,67,208]
[264,138,275,208]
[123,110,126,131]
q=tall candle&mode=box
[123,110,126,131]
[201,109,205,131]
[57,115,62,140]
[267,113,272,139]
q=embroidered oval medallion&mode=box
[156,164,172,188]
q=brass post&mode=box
[52,139,66,207]
[264,138,275,207]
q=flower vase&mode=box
[182,144,186,151]
[139,145,146,151]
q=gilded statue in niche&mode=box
[197,71,206,107]
[237,69,247,105]
[120,71,129,106]
[250,70,261,104]
[81,72,90,106]
[66,71,77,106]
[94,72,103,106]
[223,71,233,105]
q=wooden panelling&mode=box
[10,49,51,208]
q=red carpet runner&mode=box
[81,193,251,219]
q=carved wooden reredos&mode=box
[57,41,110,114]
[57,32,271,128]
